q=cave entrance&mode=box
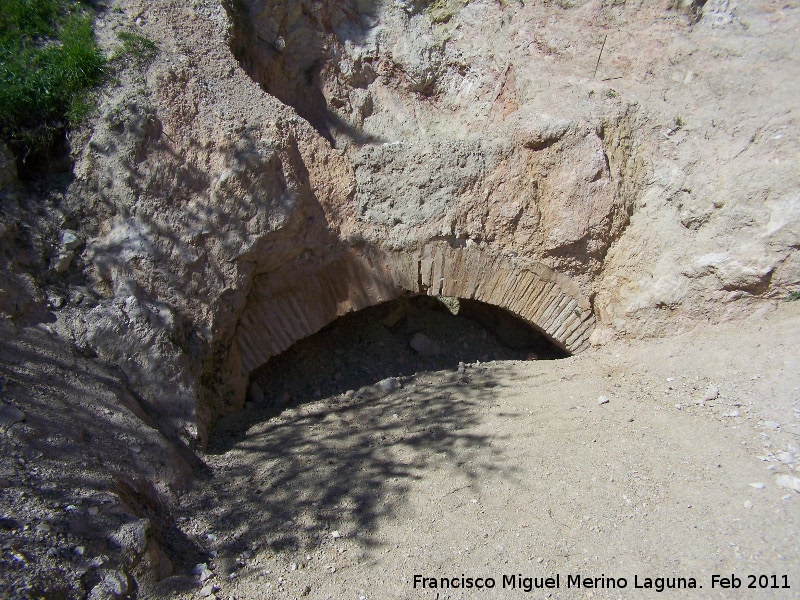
[246,295,568,411]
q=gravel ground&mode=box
[166,301,800,600]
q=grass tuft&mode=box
[114,31,157,63]
[0,0,105,162]
[428,0,471,24]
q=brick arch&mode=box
[234,242,595,375]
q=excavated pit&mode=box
[213,295,567,447]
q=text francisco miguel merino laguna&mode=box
[413,573,790,593]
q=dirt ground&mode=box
[161,300,800,600]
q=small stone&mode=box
[200,584,214,597]
[290,562,297,571]
[53,251,75,273]
[192,563,214,582]
[743,500,753,509]
[129,445,142,454]
[597,395,609,405]
[537,557,544,563]
[62,231,82,251]
[377,377,401,392]
[35,522,51,533]
[409,332,443,356]
[301,585,312,597]
[763,421,780,430]
[0,405,25,430]
[102,570,129,596]
[47,547,59,557]
[748,483,765,489]
[242,550,252,559]
[69,289,85,306]
[74,546,85,556]
[704,385,719,401]
[775,474,800,493]
[330,530,341,539]
[457,361,466,375]
[724,410,740,417]
[345,390,356,400]
[48,294,66,309]
[776,452,794,464]
[87,506,99,516]
[206,533,217,542]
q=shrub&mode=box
[0,0,105,162]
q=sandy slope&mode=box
[167,301,800,599]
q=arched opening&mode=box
[233,244,594,389]
[246,294,568,411]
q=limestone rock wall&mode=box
[54,0,341,443]
[2,0,797,447]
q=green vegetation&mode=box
[114,31,157,63]
[428,0,471,24]
[0,0,105,160]
[786,290,800,302]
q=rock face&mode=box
[227,0,642,285]
[0,0,796,445]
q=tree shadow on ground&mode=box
[192,367,518,566]
[188,297,567,567]
[0,323,205,598]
